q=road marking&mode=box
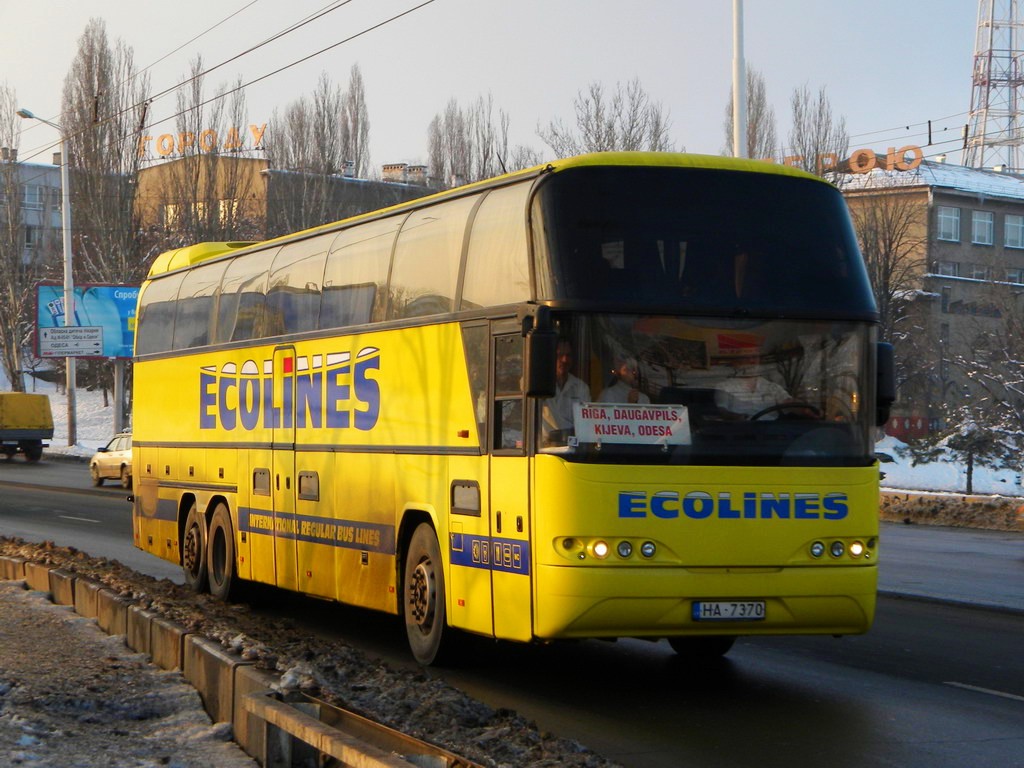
[945,681,1024,703]
[58,515,101,524]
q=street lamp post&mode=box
[17,108,76,447]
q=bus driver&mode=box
[543,339,591,436]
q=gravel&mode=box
[0,538,621,768]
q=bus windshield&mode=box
[539,313,876,467]
[532,165,876,319]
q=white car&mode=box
[89,432,132,488]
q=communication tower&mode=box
[964,0,1024,171]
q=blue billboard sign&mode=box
[36,284,139,359]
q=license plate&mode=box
[692,600,766,621]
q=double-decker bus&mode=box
[131,152,894,665]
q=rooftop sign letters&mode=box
[137,124,267,158]
[777,145,924,175]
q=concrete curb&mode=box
[0,557,442,767]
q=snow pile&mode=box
[876,434,1023,498]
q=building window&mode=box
[24,226,39,250]
[937,205,958,241]
[1006,267,1023,283]
[218,199,239,226]
[1006,214,1024,248]
[937,206,960,241]
[22,185,42,210]
[936,261,960,277]
[968,263,992,280]
[972,211,994,245]
[941,285,951,312]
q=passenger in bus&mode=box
[542,339,591,435]
[598,356,650,405]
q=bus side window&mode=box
[388,197,476,320]
[321,217,400,329]
[493,334,524,451]
[136,272,185,355]
[462,185,532,310]
[461,324,489,446]
[172,261,227,350]
[266,238,330,335]
[215,249,277,343]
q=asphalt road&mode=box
[1,456,1022,768]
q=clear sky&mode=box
[1,0,980,173]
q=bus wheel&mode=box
[207,503,236,601]
[181,503,209,593]
[404,523,450,666]
[668,636,736,658]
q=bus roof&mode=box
[144,152,826,279]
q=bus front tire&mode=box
[403,523,450,666]
[207,503,236,601]
[182,504,208,593]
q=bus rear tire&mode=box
[182,503,208,593]
[207,503,236,601]
[403,523,451,666]
[668,635,736,659]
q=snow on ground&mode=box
[11,368,1024,497]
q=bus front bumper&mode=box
[532,563,877,640]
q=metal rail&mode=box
[244,689,485,768]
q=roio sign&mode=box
[137,124,267,158]
[780,145,924,174]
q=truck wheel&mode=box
[207,503,237,601]
[22,443,42,463]
[181,503,208,593]
[403,523,452,666]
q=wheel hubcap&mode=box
[183,524,200,575]
[409,561,435,629]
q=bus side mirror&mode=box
[875,341,895,427]
[522,307,557,398]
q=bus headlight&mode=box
[810,541,826,558]
[640,541,657,558]
[617,541,633,558]
[849,541,865,558]
[830,541,845,558]
[592,540,609,559]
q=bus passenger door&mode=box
[488,331,532,642]
[272,345,299,592]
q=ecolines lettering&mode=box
[199,349,380,431]
[618,491,848,520]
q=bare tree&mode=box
[0,83,47,391]
[265,66,376,232]
[61,18,150,286]
[266,73,343,232]
[428,94,540,188]
[722,67,778,160]
[787,83,849,177]
[847,185,928,344]
[156,57,261,244]
[538,78,674,158]
[344,64,370,178]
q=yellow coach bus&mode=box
[131,152,894,665]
